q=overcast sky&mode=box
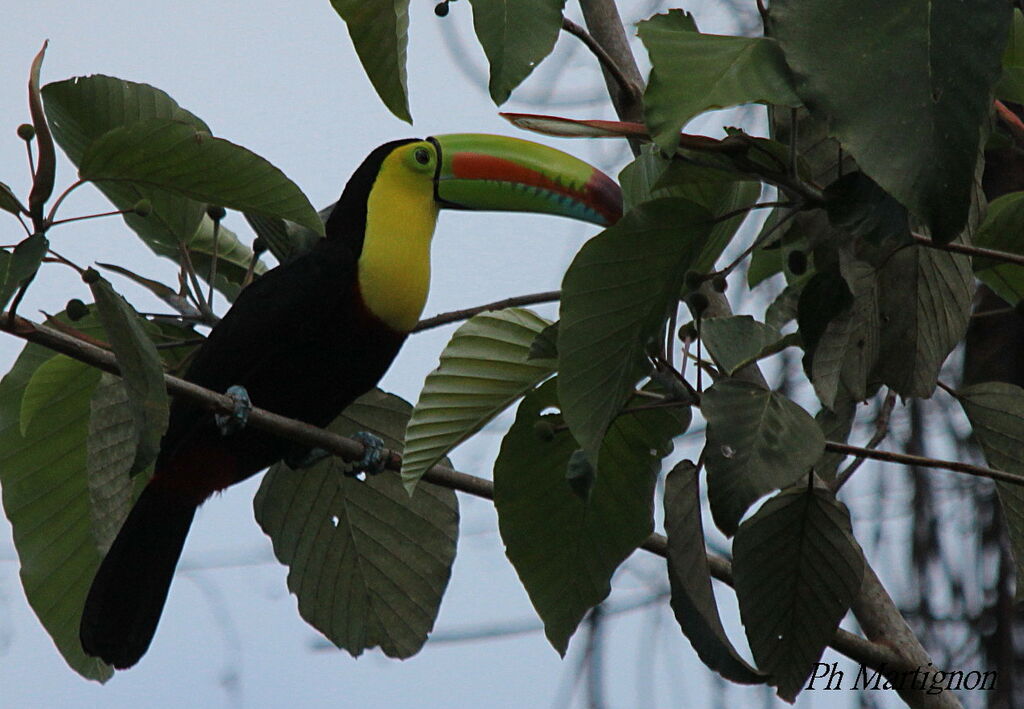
[0,2,892,708]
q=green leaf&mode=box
[254,389,458,658]
[0,311,110,681]
[997,9,1024,104]
[620,148,762,273]
[663,460,765,684]
[814,391,856,481]
[244,211,322,266]
[494,379,690,654]
[0,181,25,215]
[639,10,800,152]
[873,241,972,398]
[401,308,554,492]
[700,316,782,376]
[771,0,1010,242]
[0,233,48,310]
[702,379,824,535]
[86,373,147,554]
[87,273,169,474]
[330,0,412,123]
[798,259,880,408]
[528,321,559,361]
[733,485,864,702]
[43,75,265,297]
[79,119,322,235]
[956,382,1024,598]
[974,191,1024,305]
[765,282,801,332]
[558,198,711,468]
[823,172,910,248]
[43,76,208,244]
[20,354,87,436]
[467,0,566,105]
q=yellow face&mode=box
[356,142,442,332]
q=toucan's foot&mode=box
[350,431,386,477]
[284,446,331,470]
[215,385,251,436]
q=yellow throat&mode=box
[357,144,441,332]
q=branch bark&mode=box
[0,313,920,690]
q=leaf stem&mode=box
[44,179,86,226]
[832,390,897,491]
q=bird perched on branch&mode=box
[79,133,622,669]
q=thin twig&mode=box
[208,218,221,309]
[824,440,1024,487]
[713,206,800,279]
[412,290,561,332]
[912,232,1024,268]
[49,208,133,228]
[833,390,897,491]
[560,17,642,107]
[44,179,86,225]
[177,242,218,324]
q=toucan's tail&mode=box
[80,484,197,669]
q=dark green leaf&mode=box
[702,379,824,535]
[764,283,801,332]
[79,119,323,235]
[620,147,761,273]
[43,76,208,244]
[528,321,559,361]
[874,241,972,397]
[824,172,910,247]
[664,460,765,684]
[244,211,322,266]
[558,198,711,468]
[0,181,25,215]
[86,373,147,554]
[0,311,110,680]
[0,233,48,310]
[329,0,412,122]
[20,354,86,436]
[495,379,690,654]
[467,0,566,105]
[814,391,856,481]
[87,273,169,474]
[564,449,595,501]
[957,382,1024,598]
[254,389,457,658]
[771,0,1010,242]
[997,9,1024,104]
[700,316,782,376]
[798,260,880,408]
[974,191,1024,305]
[639,10,800,152]
[733,485,864,702]
[401,308,554,492]
[43,75,265,296]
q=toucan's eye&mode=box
[414,148,431,165]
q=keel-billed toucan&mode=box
[79,134,622,668]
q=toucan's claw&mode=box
[284,446,331,470]
[350,431,386,477]
[215,385,252,436]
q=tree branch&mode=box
[413,290,561,333]
[825,440,1024,487]
[0,312,908,682]
[912,232,1024,268]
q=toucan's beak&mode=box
[428,134,622,227]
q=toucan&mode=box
[79,134,622,669]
